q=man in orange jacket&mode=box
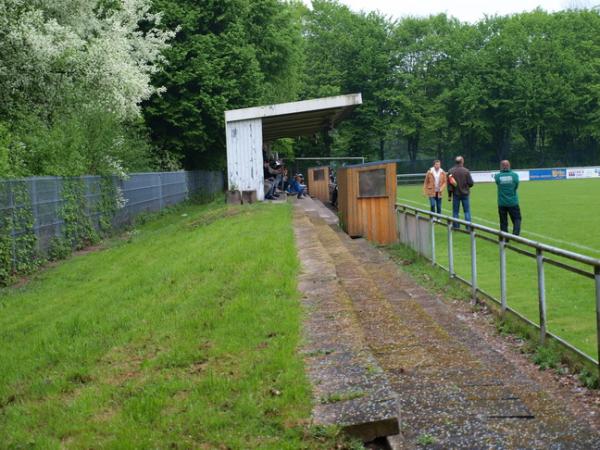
[422,160,447,214]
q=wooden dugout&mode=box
[336,161,398,245]
[307,166,330,204]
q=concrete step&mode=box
[294,208,399,442]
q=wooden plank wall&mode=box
[307,167,330,204]
[337,162,398,245]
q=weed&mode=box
[416,433,436,446]
[532,346,561,370]
[365,365,382,375]
[578,367,600,389]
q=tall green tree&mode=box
[144,0,304,169]
[388,15,461,164]
[300,0,394,160]
[0,0,174,177]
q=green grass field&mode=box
[0,200,354,449]
[397,178,600,359]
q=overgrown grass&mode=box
[386,243,599,389]
[397,179,600,359]
[0,200,357,449]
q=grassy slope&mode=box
[0,201,344,449]
[397,179,600,358]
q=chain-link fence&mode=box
[0,170,224,259]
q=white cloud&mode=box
[301,1,595,23]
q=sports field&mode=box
[397,178,600,359]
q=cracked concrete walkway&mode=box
[294,196,600,449]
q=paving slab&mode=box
[294,197,399,442]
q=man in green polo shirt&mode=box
[494,160,521,235]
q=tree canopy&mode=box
[1,1,599,177]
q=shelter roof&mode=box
[224,93,362,141]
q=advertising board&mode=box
[566,167,600,179]
[470,170,530,183]
[529,168,566,181]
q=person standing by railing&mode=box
[447,156,474,229]
[423,160,447,214]
[494,160,521,235]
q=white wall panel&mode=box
[226,118,264,200]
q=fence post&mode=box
[415,213,421,255]
[500,238,507,314]
[403,210,409,249]
[158,173,164,211]
[8,180,16,272]
[430,217,436,265]
[447,222,454,278]
[470,229,477,301]
[595,265,600,371]
[54,177,62,238]
[537,248,547,345]
[29,178,39,243]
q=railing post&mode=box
[595,265,600,371]
[404,210,409,248]
[430,217,436,265]
[537,248,547,345]
[500,237,507,314]
[415,213,421,255]
[470,229,477,301]
[447,221,454,278]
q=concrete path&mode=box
[293,196,600,449]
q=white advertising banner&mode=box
[470,170,530,183]
[566,167,600,179]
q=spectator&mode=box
[422,160,446,214]
[264,160,282,200]
[447,156,474,229]
[494,160,521,235]
[287,173,307,199]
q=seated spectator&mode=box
[264,160,284,200]
[287,173,307,199]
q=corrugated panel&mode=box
[226,118,264,200]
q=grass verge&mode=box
[385,243,599,389]
[0,199,359,449]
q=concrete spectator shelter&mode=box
[225,93,362,201]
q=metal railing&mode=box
[396,203,600,368]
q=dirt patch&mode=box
[99,342,161,386]
[74,244,105,256]
[187,207,245,228]
[92,407,118,424]
[189,359,208,375]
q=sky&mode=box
[301,1,597,23]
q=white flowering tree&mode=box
[0,0,175,176]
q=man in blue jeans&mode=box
[447,156,474,229]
